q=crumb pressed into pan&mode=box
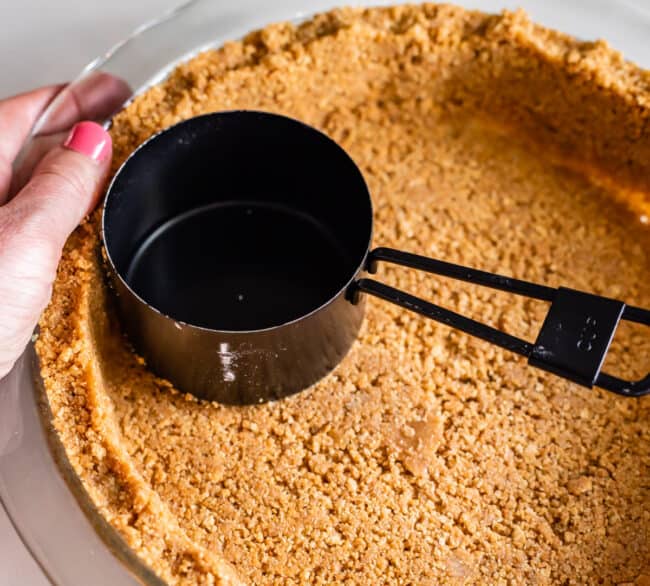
[37,4,650,585]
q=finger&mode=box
[0,121,112,378]
[11,72,131,196]
[36,72,131,136]
[0,84,63,157]
[0,203,57,378]
[2,73,130,205]
[0,85,64,201]
[9,131,67,196]
[7,121,112,254]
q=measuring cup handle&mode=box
[349,247,650,398]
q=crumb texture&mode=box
[37,4,650,585]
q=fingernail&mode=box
[63,121,111,162]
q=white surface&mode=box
[1,0,649,584]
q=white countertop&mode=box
[1,0,649,584]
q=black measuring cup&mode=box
[102,111,650,404]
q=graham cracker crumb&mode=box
[36,4,650,585]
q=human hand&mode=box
[0,75,130,378]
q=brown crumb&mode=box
[567,476,593,496]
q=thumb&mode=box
[8,121,112,253]
[0,121,111,378]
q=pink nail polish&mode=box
[63,121,112,162]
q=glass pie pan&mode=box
[1,0,649,584]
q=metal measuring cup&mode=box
[102,111,650,404]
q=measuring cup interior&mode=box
[103,111,373,331]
